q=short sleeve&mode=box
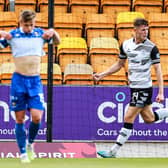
[0,38,9,48]
[150,46,160,64]
[119,43,127,59]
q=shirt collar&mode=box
[133,38,147,44]
[19,27,34,34]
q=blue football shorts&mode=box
[10,72,45,112]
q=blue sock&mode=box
[28,122,41,144]
[15,123,26,154]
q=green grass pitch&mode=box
[0,158,168,168]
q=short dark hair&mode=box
[19,10,36,22]
[133,18,148,27]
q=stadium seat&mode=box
[97,67,127,86]
[57,37,87,72]
[54,13,83,38]
[85,14,115,47]
[116,12,145,44]
[64,64,94,85]
[41,55,48,63]
[165,0,168,12]
[132,0,163,18]
[42,43,56,61]
[0,62,15,84]
[160,56,168,85]
[162,64,168,85]
[0,11,18,31]
[100,0,131,21]
[0,53,14,63]
[149,13,168,55]
[40,63,62,85]
[38,0,69,15]
[89,37,119,73]
[0,0,5,11]
[35,12,48,29]
[69,0,99,23]
[0,12,17,56]
[6,0,36,16]
[151,60,168,86]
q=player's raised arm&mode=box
[0,30,12,40]
[0,31,11,49]
[42,28,61,45]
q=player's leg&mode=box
[10,73,30,163]
[27,108,43,160]
[26,75,44,160]
[98,88,144,158]
[27,93,44,160]
[141,105,168,123]
[28,108,43,144]
[15,110,30,163]
[98,106,142,158]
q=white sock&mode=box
[110,127,132,154]
[155,108,168,120]
[110,144,120,155]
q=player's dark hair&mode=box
[133,18,148,27]
[20,10,36,22]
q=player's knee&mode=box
[32,116,41,123]
[15,116,25,123]
[16,118,24,123]
[143,117,155,123]
[124,114,134,123]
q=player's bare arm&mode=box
[153,63,164,103]
[42,28,61,45]
[93,59,126,81]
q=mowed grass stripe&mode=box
[0,158,167,168]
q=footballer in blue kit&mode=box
[0,10,60,163]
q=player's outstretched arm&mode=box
[42,28,61,45]
[93,59,126,81]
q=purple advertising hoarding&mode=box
[0,85,168,141]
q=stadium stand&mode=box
[100,0,131,21]
[0,11,17,56]
[6,0,37,16]
[151,60,168,86]
[165,0,168,12]
[0,11,18,31]
[42,43,56,61]
[64,64,94,85]
[35,12,48,29]
[38,0,69,15]
[89,37,119,73]
[54,13,83,38]
[69,0,99,23]
[97,67,127,85]
[40,63,62,85]
[0,62,15,84]
[0,0,4,11]
[85,13,115,47]
[57,37,87,72]
[0,53,14,63]
[116,11,145,44]
[149,13,168,55]
[132,0,163,18]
